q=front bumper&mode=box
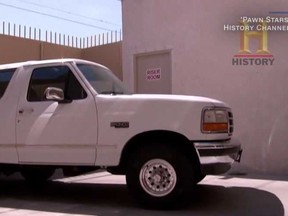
[193,138,242,175]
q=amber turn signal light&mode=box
[202,123,228,133]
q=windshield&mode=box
[76,63,131,95]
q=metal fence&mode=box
[0,21,122,48]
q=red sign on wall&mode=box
[146,68,161,81]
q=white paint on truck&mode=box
[0,58,242,208]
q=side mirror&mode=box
[44,87,64,101]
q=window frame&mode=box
[26,64,88,102]
[0,68,16,99]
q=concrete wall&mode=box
[42,43,81,60]
[0,35,41,63]
[82,42,122,79]
[122,0,288,175]
[0,35,122,78]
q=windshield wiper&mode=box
[100,91,124,95]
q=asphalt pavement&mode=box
[0,170,287,216]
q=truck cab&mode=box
[0,58,242,208]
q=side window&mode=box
[27,66,87,102]
[0,68,15,99]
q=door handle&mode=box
[18,108,34,114]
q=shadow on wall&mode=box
[264,106,288,174]
[235,102,288,176]
[0,177,284,216]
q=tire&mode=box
[126,143,196,209]
[21,167,55,184]
[195,173,206,183]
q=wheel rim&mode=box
[139,159,177,197]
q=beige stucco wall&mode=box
[0,35,122,78]
[0,35,41,63]
[122,0,288,175]
[41,43,81,60]
[82,42,122,79]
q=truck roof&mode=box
[0,58,106,70]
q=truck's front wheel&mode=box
[126,144,196,208]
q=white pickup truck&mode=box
[0,58,241,208]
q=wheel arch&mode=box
[107,130,200,175]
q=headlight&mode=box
[201,108,229,133]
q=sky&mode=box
[0,0,122,43]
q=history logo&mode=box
[232,21,274,66]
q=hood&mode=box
[109,94,229,108]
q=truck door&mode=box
[16,63,98,165]
[0,68,19,163]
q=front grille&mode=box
[228,111,234,135]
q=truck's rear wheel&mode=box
[126,143,196,209]
[21,167,55,183]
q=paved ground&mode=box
[0,171,287,216]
